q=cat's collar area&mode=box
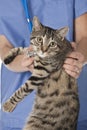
[26,50,37,57]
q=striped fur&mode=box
[2,17,79,130]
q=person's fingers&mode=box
[64,58,83,69]
[63,61,82,78]
[21,56,34,67]
[24,46,34,56]
[64,69,81,79]
[71,42,76,50]
[28,64,34,73]
[63,63,82,73]
[63,51,84,78]
[67,51,84,63]
[22,61,34,72]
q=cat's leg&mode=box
[2,79,35,112]
[2,72,44,112]
[3,47,26,64]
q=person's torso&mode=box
[0,0,87,128]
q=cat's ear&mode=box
[57,27,69,40]
[32,16,42,31]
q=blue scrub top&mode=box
[0,0,87,128]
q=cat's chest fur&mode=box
[32,65,78,109]
[30,66,79,130]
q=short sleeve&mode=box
[75,0,87,18]
[0,0,30,47]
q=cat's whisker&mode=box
[26,51,37,57]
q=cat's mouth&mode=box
[26,50,48,58]
[37,51,48,58]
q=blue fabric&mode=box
[1,121,22,130]
[77,120,87,130]
[1,127,21,130]
[0,0,87,129]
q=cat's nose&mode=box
[41,46,48,52]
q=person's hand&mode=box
[63,42,85,78]
[6,46,34,73]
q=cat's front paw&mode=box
[4,56,13,65]
[2,100,17,112]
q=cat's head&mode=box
[30,16,73,68]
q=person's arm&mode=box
[63,13,87,78]
[75,13,87,64]
[0,35,34,72]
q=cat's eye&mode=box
[50,42,57,47]
[37,37,43,43]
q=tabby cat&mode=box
[2,16,79,130]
